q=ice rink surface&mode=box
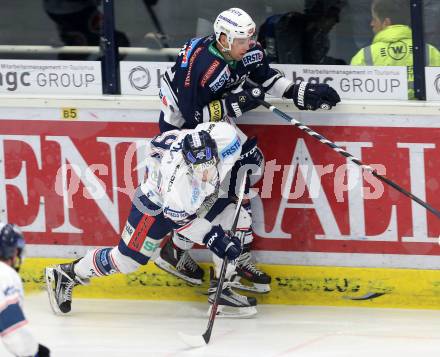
[2,293,440,357]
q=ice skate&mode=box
[231,243,272,293]
[45,260,88,315]
[208,268,257,318]
[154,237,204,285]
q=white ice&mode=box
[2,293,440,357]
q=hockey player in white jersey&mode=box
[45,122,257,317]
[0,223,50,357]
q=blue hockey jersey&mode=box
[159,35,292,131]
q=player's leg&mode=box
[232,199,272,293]
[229,137,272,293]
[154,231,204,285]
[45,189,174,315]
[207,202,257,318]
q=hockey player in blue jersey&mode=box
[0,223,50,357]
[154,8,341,295]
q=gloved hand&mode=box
[203,225,241,260]
[284,82,341,111]
[34,344,50,357]
[224,85,265,118]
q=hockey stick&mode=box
[142,1,174,61]
[178,173,248,347]
[245,78,440,219]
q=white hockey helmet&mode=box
[214,8,256,51]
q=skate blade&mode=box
[229,281,271,294]
[207,305,257,319]
[44,267,63,316]
[154,257,203,286]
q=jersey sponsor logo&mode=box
[242,50,263,66]
[220,136,241,159]
[184,47,203,88]
[231,102,242,117]
[191,187,200,204]
[180,37,202,68]
[141,237,161,257]
[208,100,223,122]
[127,215,156,252]
[200,60,220,87]
[209,66,230,92]
[121,222,135,244]
[164,207,189,219]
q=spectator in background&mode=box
[257,0,347,64]
[350,0,440,99]
[43,0,129,60]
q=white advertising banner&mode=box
[120,62,408,100]
[120,61,173,96]
[0,60,102,94]
[425,67,440,101]
[273,64,408,100]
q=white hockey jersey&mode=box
[0,261,38,356]
[141,122,242,243]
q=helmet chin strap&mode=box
[216,40,234,61]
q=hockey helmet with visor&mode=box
[182,130,219,182]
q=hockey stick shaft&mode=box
[143,2,174,61]
[202,173,248,344]
[246,81,440,218]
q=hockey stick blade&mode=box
[178,331,207,347]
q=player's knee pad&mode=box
[211,203,251,232]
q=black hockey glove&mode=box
[224,85,265,118]
[228,137,264,197]
[33,344,50,357]
[284,82,341,111]
[203,225,241,260]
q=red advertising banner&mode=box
[1,118,440,259]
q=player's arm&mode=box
[172,215,241,261]
[162,191,239,260]
[0,294,50,357]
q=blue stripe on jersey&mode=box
[180,38,202,68]
[0,302,25,333]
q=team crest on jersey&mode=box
[242,50,263,66]
[209,66,231,92]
